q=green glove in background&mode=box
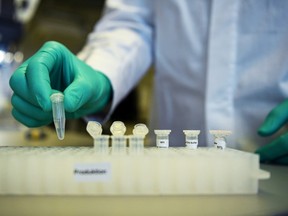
[256,100,288,165]
[9,41,112,127]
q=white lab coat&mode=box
[78,0,288,151]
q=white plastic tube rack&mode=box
[0,146,270,195]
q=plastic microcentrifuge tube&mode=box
[94,135,110,154]
[129,124,149,153]
[183,130,200,149]
[110,121,126,136]
[50,93,65,140]
[154,130,171,148]
[209,130,232,149]
[129,136,144,154]
[86,121,109,153]
[86,121,103,138]
[132,123,149,137]
[110,121,127,154]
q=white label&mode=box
[157,139,169,148]
[186,139,198,149]
[214,138,226,149]
[74,163,111,182]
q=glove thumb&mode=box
[258,100,288,136]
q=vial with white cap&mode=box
[209,130,232,149]
[110,121,127,154]
[154,130,171,148]
[110,121,126,136]
[50,93,65,140]
[86,121,103,138]
[183,130,200,149]
[94,135,110,154]
[132,123,149,137]
[129,123,149,153]
[86,121,109,153]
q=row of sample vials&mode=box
[156,129,232,149]
[87,121,149,154]
[86,121,232,151]
[49,92,232,149]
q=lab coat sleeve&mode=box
[77,0,154,122]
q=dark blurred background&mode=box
[0,0,153,136]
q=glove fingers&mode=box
[258,100,288,136]
[11,94,52,124]
[11,107,52,128]
[65,102,103,119]
[25,41,78,112]
[25,51,56,111]
[64,79,94,113]
[64,76,109,118]
[255,133,288,163]
[9,63,40,107]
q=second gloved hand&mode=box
[256,100,288,165]
[9,41,112,127]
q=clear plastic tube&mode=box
[94,135,110,154]
[50,93,65,140]
[110,121,127,154]
[183,130,200,149]
[154,130,171,148]
[86,121,102,138]
[209,130,232,149]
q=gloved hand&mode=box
[9,41,112,127]
[256,100,288,165]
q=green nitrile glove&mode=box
[9,41,112,127]
[256,100,288,165]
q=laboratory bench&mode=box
[0,130,288,216]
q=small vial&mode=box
[94,135,110,154]
[50,93,65,140]
[86,121,109,153]
[132,123,149,137]
[129,123,149,152]
[129,135,144,154]
[183,130,200,149]
[210,130,232,149]
[86,121,103,138]
[111,135,127,154]
[110,121,127,154]
[154,130,171,148]
[110,121,126,136]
